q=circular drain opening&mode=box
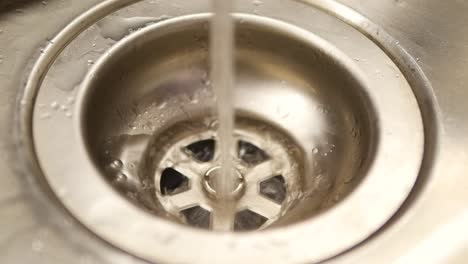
[27,5,425,263]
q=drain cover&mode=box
[146,118,301,231]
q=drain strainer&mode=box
[145,119,301,231]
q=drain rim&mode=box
[21,1,426,263]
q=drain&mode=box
[145,118,301,231]
[25,3,425,263]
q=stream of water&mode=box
[210,0,236,201]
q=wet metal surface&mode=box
[0,0,466,263]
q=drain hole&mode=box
[260,175,286,204]
[181,206,211,229]
[238,140,269,165]
[234,209,268,231]
[160,168,189,196]
[185,139,215,162]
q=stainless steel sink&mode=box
[0,0,466,263]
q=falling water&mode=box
[210,0,236,201]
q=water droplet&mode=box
[115,172,127,182]
[110,159,123,169]
[50,101,59,110]
[97,15,172,41]
[312,148,318,154]
[67,96,75,104]
[395,41,400,45]
[87,60,94,65]
[158,102,167,109]
[60,105,68,111]
[41,1,47,5]
[65,111,73,118]
[209,119,219,129]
